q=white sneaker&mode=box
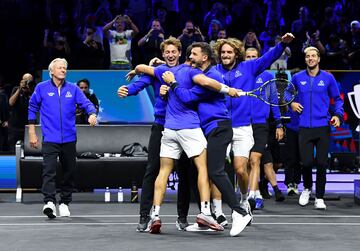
[230,211,251,237]
[240,200,253,225]
[43,201,56,219]
[314,198,327,210]
[59,203,71,217]
[196,213,224,231]
[299,189,311,206]
[185,223,215,232]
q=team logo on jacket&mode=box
[300,81,307,85]
[48,92,55,97]
[235,70,242,78]
[318,80,325,86]
[256,78,263,84]
[65,91,72,98]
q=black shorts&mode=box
[261,127,285,165]
[251,123,269,154]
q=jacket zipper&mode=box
[227,71,232,119]
[309,76,313,128]
[58,86,63,143]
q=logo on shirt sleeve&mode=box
[256,78,263,84]
[65,91,72,98]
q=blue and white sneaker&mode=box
[255,197,264,210]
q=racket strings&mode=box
[258,79,296,106]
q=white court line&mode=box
[1,214,360,218]
[1,222,360,227]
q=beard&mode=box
[307,63,318,70]
[222,58,236,69]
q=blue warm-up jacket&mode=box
[28,79,97,143]
[291,70,343,128]
[215,42,286,127]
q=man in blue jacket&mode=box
[118,38,194,232]
[28,58,97,219]
[213,33,294,213]
[290,47,343,210]
[245,47,284,209]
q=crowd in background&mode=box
[0,0,359,152]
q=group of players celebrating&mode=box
[117,30,343,237]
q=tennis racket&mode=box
[238,78,297,106]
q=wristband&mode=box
[219,84,230,94]
[170,81,178,89]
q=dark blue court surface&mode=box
[0,191,359,251]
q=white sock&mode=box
[241,193,248,203]
[201,201,211,215]
[255,190,263,199]
[248,190,256,199]
[151,205,160,218]
[212,199,223,218]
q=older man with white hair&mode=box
[28,58,97,219]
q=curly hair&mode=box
[213,38,245,63]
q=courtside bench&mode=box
[15,124,151,202]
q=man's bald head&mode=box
[23,73,33,82]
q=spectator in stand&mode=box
[264,0,286,31]
[259,21,280,54]
[103,14,139,70]
[153,0,180,37]
[8,73,34,153]
[43,29,71,65]
[229,1,262,39]
[345,0,360,23]
[289,6,316,68]
[270,36,291,70]
[0,79,9,152]
[138,19,165,65]
[203,2,232,30]
[319,6,335,42]
[155,6,179,37]
[302,29,326,55]
[207,19,222,43]
[76,26,104,69]
[76,79,99,124]
[177,20,205,63]
[209,29,227,49]
[324,33,348,70]
[348,20,360,69]
[77,14,105,47]
[291,6,316,38]
[243,31,262,52]
[331,2,346,33]
[125,0,149,32]
[156,7,169,35]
